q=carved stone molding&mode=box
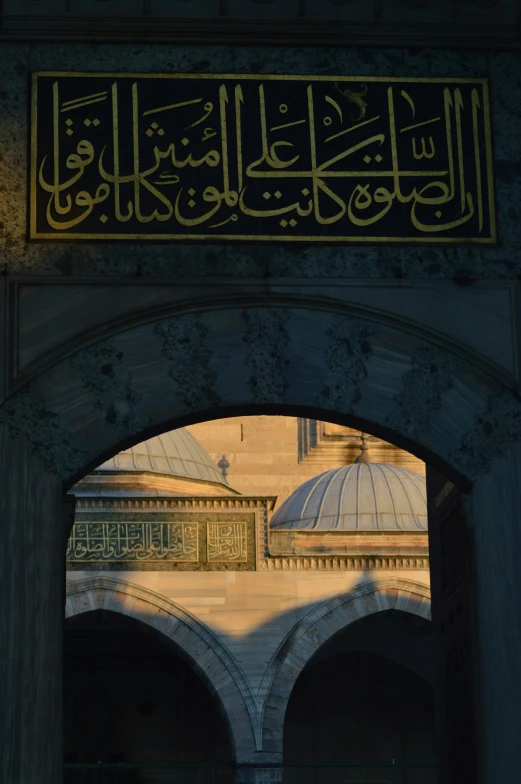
[318,315,379,415]
[386,345,462,440]
[450,390,521,479]
[298,418,366,464]
[297,417,425,472]
[76,496,273,511]
[155,315,220,413]
[70,339,145,435]
[0,388,87,478]
[242,308,290,405]
[260,555,430,570]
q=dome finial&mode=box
[354,432,371,464]
[218,454,230,483]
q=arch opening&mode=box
[64,413,457,782]
[64,609,235,784]
[309,609,434,690]
[283,611,437,784]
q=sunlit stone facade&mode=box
[65,416,433,781]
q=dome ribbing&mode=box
[96,429,224,486]
[271,464,427,531]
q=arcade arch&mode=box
[65,577,433,770]
[65,577,258,758]
[284,645,436,784]
[63,609,234,783]
[260,579,431,752]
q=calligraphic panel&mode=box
[66,521,198,562]
[31,72,495,244]
[207,522,248,562]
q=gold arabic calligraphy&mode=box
[32,73,495,241]
[207,523,248,562]
[66,522,198,562]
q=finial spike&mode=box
[354,432,371,464]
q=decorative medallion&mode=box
[155,315,220,412]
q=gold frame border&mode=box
[30,71,497,245]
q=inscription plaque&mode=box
[207,522,248,562]
[31,72,495,244]
[66,522,198,562]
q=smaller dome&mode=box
[74,429,239,497]
[271,464,427,531]
[97,429,224,485]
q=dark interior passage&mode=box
[284,611,437,784]
[64,610,233,784]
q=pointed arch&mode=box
[260,577,431,752]
[65,576,259,756]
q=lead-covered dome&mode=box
[271,463,426,531]
[75,429,238,497]
[98,430,223,483]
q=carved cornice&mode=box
[76,496,276,511]
[75,471,239,497]
[1,11,519,49]
[260,556,430,570]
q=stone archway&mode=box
[65,576,258,758]
[1,298,520,784]
[260,578,431,752]
[1,299,516,490]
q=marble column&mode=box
[471,442,521,783]
[0,425,71,784]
